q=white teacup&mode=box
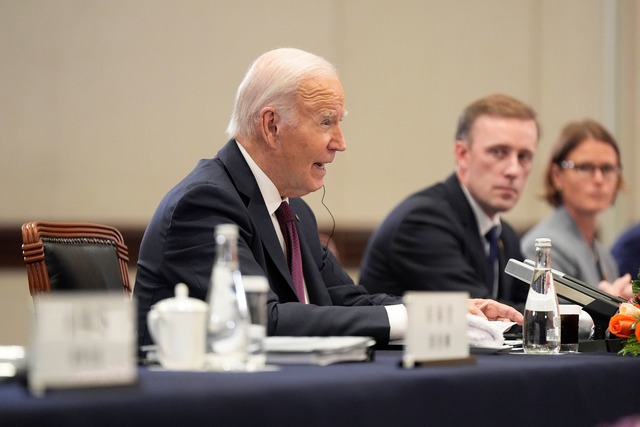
[147,283,208,370]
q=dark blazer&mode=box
[612,222,640,279]
[360,173,528,311]
[134,140,401,348]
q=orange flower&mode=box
[636,324,640,342]
[609,314,636,339]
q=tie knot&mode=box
[485,226,499,242]
[275,201,295,225]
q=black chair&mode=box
[21,221,132,296]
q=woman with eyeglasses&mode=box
[521,119,633,299]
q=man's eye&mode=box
[489,148,508,157]
[319,117,333,126]
[518,152,533,163]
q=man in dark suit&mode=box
[360,94,539,312]
[135,49,523,349]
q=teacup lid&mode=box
[153,283,208,313]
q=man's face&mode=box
[270,75,347,198]
[455,115,538,218]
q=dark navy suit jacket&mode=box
[612,222,640,279]
[360,173,528,311]
[134,140,401,347]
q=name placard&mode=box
[29,292,137,396]
[402,291,473,368]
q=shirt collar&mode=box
[236,141,286,215]
[459,183,501,237]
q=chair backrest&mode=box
[21,221,132,296]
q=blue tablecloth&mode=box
[1,350,639,427]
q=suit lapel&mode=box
[249,199,294,292]
[444,174,492,294]
[217,140,297,298]
[294,209,332,305]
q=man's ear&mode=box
[454,139,469,166]
[259,107,278,148]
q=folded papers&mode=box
[264,336,375,366]
[467,314,515,349]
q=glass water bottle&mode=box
[206,224,249,367]
[523,237,561,354]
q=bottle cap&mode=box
[215,223,239,237]
[535,237,552,248]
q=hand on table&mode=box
[468,298,523,325]
[597,273,633,299]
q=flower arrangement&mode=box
[608,279,640,356]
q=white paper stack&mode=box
[264,336,375,366]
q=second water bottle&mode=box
[523,237,561,354]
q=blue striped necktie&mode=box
[485,226,499,297]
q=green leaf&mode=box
[632,279,640,299]
[619,336,640,357]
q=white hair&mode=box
[226,47,339,141]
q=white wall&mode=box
[2,0,639,345]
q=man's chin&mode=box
[297,182,324,197]
[494,200,518,213]
[311,178,325,191]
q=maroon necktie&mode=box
[275,201,305,302]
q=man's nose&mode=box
[504,153,523,175]
[330,128,347,151]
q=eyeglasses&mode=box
[560,160,622,180]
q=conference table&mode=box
[1,349,639,427]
